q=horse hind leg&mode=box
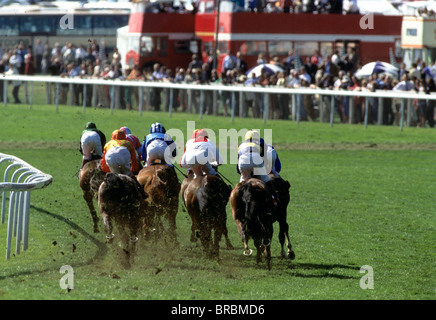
[101,212,114,244]
[167,207,179,246]
[279,220,295,260]
[285,230,296,260]
[221,220,234,250]
[84,190,99,233]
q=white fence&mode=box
[0,153,53,260]
[3,74,436,131]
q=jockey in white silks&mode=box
[180,129,223,178]
[237,130,279,207]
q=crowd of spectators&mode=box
[1,37,435,128]
[145,0,357,15]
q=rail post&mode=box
[330,95,335,127]
[1,153,52,260]
[364,97,369,128]
[400,98,405,131]
[3,79,8,107]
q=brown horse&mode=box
[98,172,148,269]
[269,174,295,260]
[230,178,274,270]
[181,173,233,259]
[136,163,180,244]
[78,159,105,233]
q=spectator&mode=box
[35,39,45,74]
[221,51,237,74]
[235,51,248,73]
[426,78,436,128]
[75,44,87,65]
[8,50,22,103]
[415,79,427,127]
[24,46,35,76]
[188,54,202,71]
[257,52,266,65]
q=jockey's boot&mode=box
[265,180,280,208]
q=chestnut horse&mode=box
[181,173,233,259]
[78,159,105,233]
[136,163,180,244]
[269,174,295,260]
[98,173,148,269]
[230,178,274,270]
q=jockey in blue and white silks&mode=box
[141,122,177,167]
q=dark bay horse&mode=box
[268,174,295,260]
[230,178,274,270]
[98,173,148,269]
[136,163,180,244]
[78,159,105,233]
[181,173,233,259]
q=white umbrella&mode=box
[355,61,399,79]
[246,64,284,78]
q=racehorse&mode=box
[181,172,233,259]
[230,178,274,270]
[78,159,105,233]
[98,172,148,269]
[269,174,295,260]
[136,163,180,244]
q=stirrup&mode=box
[272,195,278,208]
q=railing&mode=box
[0,153,53,260]
[3,74,436,131]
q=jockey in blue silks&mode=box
[141,122,176,167]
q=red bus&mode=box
[118,1,403,73]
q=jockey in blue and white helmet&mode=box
[141,122,177,167]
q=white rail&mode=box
[0,153,53,260]
[2,74,435,131]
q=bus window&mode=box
[268,41,293,56]
[0,16,19,36]
[174,40,191,54]
[93,15,129,36]
[294,41,318,56]
[141,36,154,56]
[156,37,168,57]
[320,42,333,57]
[218,41,228,55]
[241,41,267,56]
[20,15,56,35]
[202,42,214,55]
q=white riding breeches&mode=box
[105,146,131,175]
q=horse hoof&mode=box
[288,250,296,260]
[243,249,253,256]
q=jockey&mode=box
[180,129,223,178]
[141,122,177,167]
[260,137,281,177]
[237,130,279,206]
[120,126,143,170]
[120,126,142,160]
[79,122,106,169]
[101,129,139,175]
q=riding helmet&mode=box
[150,122,166,134]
